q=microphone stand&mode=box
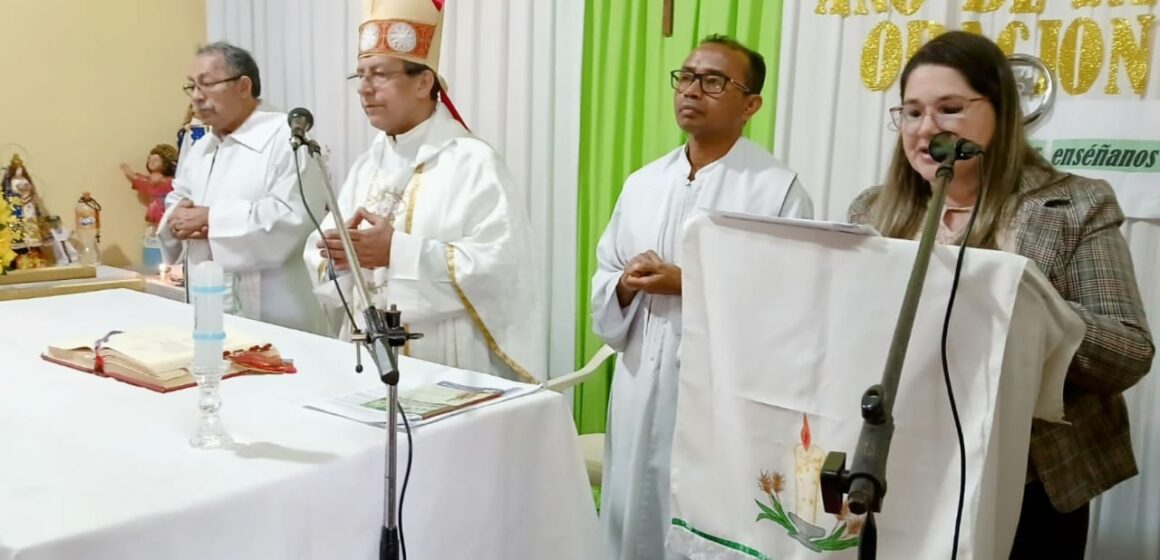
[292,134,421,560]
[819,157,956,560]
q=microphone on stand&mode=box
[286,106,420,560]
[288,107,316,151]
[928,132,984,164]
[818,130,983,559]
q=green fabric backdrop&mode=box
[573,0,786,434]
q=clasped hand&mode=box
[620,250,681,296]
[168,199,209,239]
[317,207,395,271]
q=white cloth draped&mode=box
[774,4,1160,556]
[205,0,585,378]
[669,215,1083,559]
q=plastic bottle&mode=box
[75,192,101,266]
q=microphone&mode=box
[288,107,314,148]
[928,131,984,163]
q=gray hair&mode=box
[196,42,262,98]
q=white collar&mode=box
[385,110,437,162]
[213,109,282,152]
[373,104,471,167]
[674,137,744,180]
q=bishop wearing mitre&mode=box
[306,0,546,383]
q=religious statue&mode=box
[45,215,79,265]
[176,103,209,164]
[0,194,16,272]
[121,144,178,235]
[1,154,53,268]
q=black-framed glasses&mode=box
[182,75,243,96]
[670,69,751,95]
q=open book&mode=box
[42,327,296,393]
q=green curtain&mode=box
[573,0,786,434]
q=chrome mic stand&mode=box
[291,127,421,560]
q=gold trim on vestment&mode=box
[316,258,329,281]
[401,163,425,357]
[444,244,537,384]
[404,163,424,235]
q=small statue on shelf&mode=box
[176,103,209,167]
[121,144,178,235]
[1,154,54,269]
[46,215,79,265]
[0,196,16,272]
[3,155,42,246]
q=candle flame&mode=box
[801,414,811,449]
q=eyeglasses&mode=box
[670,69,751,95]
[889,95,986,132]
[182,75,243,96]
[347,69,411,88]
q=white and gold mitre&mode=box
[358,0,444,72]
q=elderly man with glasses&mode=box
[303,0,544,382]
[158,41,328,334]
[591,34,813,560]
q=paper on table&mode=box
[305,379,540,429]
[711,210,880,236]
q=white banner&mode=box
[1030,100,1160,220]
[774,0,1160,222]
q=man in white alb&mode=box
[592,35,814,560]
[159,42,327,334]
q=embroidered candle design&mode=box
[793,414,826,524]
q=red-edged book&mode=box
[42,327,296,393]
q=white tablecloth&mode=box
[0,290,599,560]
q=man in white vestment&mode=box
[305,0,545,383]
[158,42,327,334]
[592,35,814,560]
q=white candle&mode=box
[191,261,225,370]
[793,414,826,525]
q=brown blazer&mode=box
[848,167,1154,513]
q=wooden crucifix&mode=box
[663,0,674,37]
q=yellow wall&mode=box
[0,0,206,268]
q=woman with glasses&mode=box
[847,31,1153,558]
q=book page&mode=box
[306,379,539,429]
[388,382,503,419]
[309,387,402,425]
[52,327,261,373]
